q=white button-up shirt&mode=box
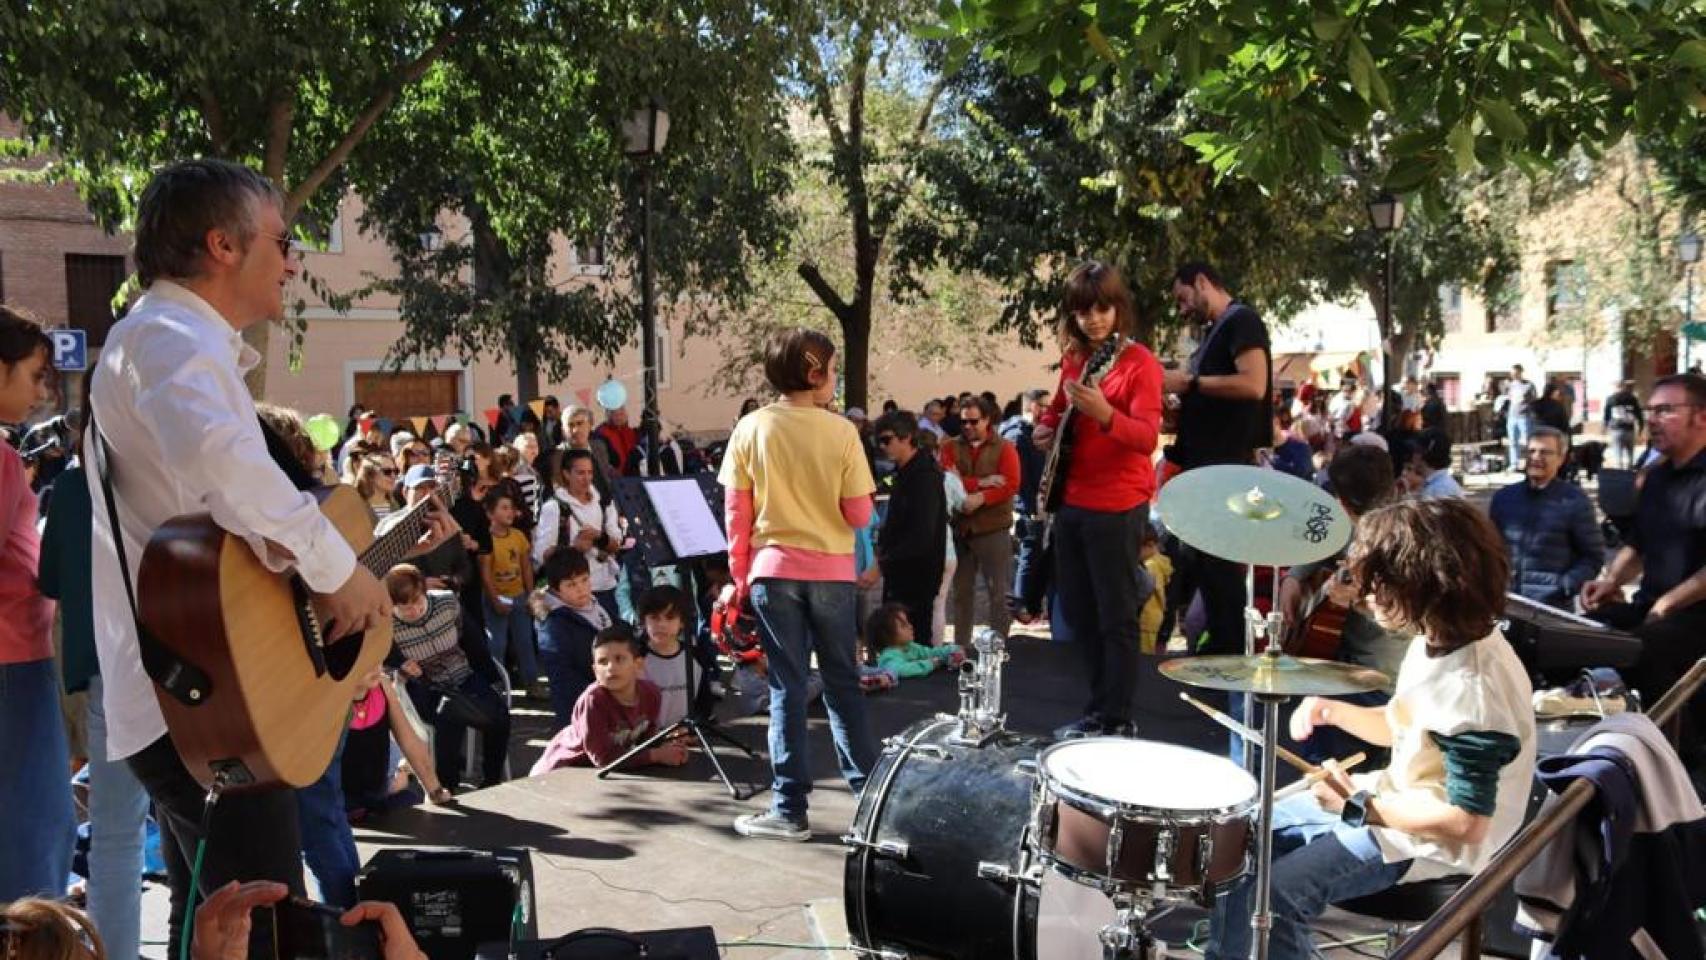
[87,281,357,761]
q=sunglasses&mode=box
[876,434,896,445]
[255,230,298,259]
[961,417,984,427]
[381,468,399,476]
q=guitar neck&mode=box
[359,494,435,577]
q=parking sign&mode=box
[50,329,87,372]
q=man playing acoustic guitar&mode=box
[87,159,455,957]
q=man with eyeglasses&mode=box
[1583,374,1706,751]
[1490,426,1604,611]
[86,158,454,955]
[940,394,1020,647]
[869,411,947,646]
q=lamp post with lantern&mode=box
[1681,231,1701,372]
[1367,191,1406,400]
[623,99,670,475]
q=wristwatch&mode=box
[1342,790,1375,828]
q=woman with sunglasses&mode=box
[355,454,402,523]
[1032,260,1164,740]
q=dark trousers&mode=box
[1173,542,1248,655]
[128,734,304,960]
[1054,504,1151,726]
[883,562,943,648]
[407,675,512,789]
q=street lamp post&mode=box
[1367,192,1406,402]
[623,99,670,476]
[1682,231,1701,373]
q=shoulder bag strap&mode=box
[87,408,213,706]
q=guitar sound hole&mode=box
[322,632,363,681]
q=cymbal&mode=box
[1160,652,1389,696]
[1157,465,1351,566]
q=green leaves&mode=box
[942,0,1705,193]
[1478,98,1527,141]
[1677,39,1706,70]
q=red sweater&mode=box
[1039,342,1163,512]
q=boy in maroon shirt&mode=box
[529,624,689,774]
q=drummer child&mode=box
[1207,498,1535,960]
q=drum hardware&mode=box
[950,627,1008,745]
[1163,647,1387,960]
[844,837,911,861]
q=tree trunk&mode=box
[842,297,872,412]
[470,202,516,421]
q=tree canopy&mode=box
[938,0,1706,193]
[346,2,798,389]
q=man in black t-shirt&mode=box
[1166,262,1273,471]
[1162,263,1274,684]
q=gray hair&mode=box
[134,159,283,287]
[1528,425,1567,451]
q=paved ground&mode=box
[138,471,1558,958]
[138,637,1494,959]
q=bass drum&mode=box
[844,717,1044,960]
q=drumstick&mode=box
[1178,692,1318,775]
[1273,752,1368,801]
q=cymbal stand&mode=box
[1251,680,1287,960]
[1239,564,1288,771]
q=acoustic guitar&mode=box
[138,485,437,791]
[1288,564,1351,660]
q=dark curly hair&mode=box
[1345,498,1508,654]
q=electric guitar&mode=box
[1011,336,1125,617]
[138,486,438,791]
[1035,334,1126,534]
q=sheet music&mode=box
[643,478,727,558]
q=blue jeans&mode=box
[0,658,76,900]
[84,677,150,960]
[296,728,360,906]
[1507,415,1531,470]
[1207,794,1412,960]
[485,595,539,683]
[748,578,879,819]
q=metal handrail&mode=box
[1390,655,1706,959]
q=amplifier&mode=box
[358,848,537,960]
[478,927,719,960]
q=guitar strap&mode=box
[87,407,214,707]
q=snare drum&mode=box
[1034,738,1257,901]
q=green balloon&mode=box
[306,414,341,451]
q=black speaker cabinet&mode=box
[359,848,537,960]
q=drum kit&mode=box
[844,467,1391,960]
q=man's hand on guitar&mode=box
[406,499,461,559]
[321,566,392,643]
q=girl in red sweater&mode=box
[1033,261,1164,739]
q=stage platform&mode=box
[140,638,1485,958]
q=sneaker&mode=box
[734,810,811,842]
[1104,720,1139,738]
[1054,717,1103,740]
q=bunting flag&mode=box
[483,407,501,429]
[575,387,594,410]
[528,398,546,420]
[410,416,429,437]
[431,415,451,434]
[376,417,394,436]
[358,415,376,435]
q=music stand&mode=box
[597,475,763,799]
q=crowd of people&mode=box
[5,153,1706,960]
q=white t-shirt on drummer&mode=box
[1352,630,1536,881]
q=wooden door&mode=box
[354,371,462,421]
